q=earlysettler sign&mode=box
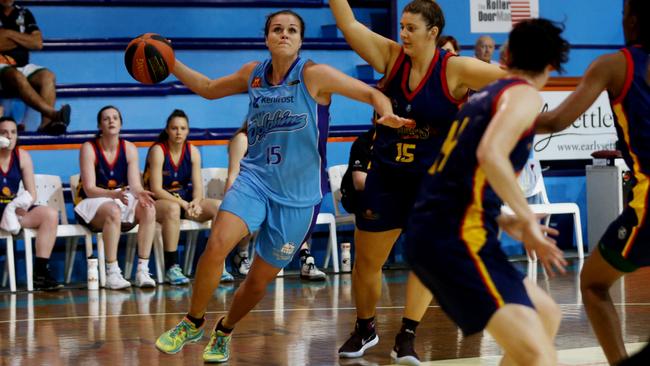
[534,91,618,161]
[470,0,539,33]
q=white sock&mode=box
[107,261,120,273]
[137,258,149,272]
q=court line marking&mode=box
[1,303,649,324]
[380,342,647,366]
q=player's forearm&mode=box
[369,90,394,118]
[7,31,42,50]
[329,0,357,32]
[478,150,535,223]
[172,60,216,99]
[0,37,17,52]
[83,186,119,199]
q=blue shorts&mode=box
[355,165,424,232]
[220,176,320,268]
[405,208,533,335]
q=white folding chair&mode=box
[0,229,16,292]
[18,175,94,291]
[320,164,356,272]
[327,164,356,226]
[176,167,229,276]
[528,160,584,259]
[316,212,339,273]
[502,160,584,261]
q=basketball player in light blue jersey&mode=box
[156,10,412,363]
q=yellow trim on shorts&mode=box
[461,167,505,307]
[613,104,649,258]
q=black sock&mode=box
[299,248,311,262]
[185,313,205,329]
[400,317,419,335]
[164,251,179,271]
[34,257,49,277]
[356,317,375,337]
[216,317,234,334]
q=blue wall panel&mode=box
[31,49,371,84]
[30,6,382,38]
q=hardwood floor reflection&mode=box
[0,261,648,365]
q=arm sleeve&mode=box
[24,9,39,33]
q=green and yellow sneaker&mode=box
[203,330,232,363]
[155,317,204,354]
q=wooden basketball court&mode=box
[0,262,648,365]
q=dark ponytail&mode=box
[158,109,189,143]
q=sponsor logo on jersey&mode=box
[252,95,296,108]
[248,110,308,144]
[396,125,431,140]
[251,77,262,88]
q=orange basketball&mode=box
[124,33,175,84]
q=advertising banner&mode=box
[534,91,617,160]
[470,0,539,33]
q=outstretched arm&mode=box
[172,60,257,100]
[329,0,401,74]
[536,52,626,134]
[304,63,413,128]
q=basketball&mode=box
[124,33,175,84]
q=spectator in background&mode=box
[74,106,156,290]
[144,109,221,286]
[474,35,496,63]
[437,35,459,55]
[0,0,70,135]
[0,116,62,290]
[340,126,374,214]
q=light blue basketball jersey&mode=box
[239,57,330,207]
